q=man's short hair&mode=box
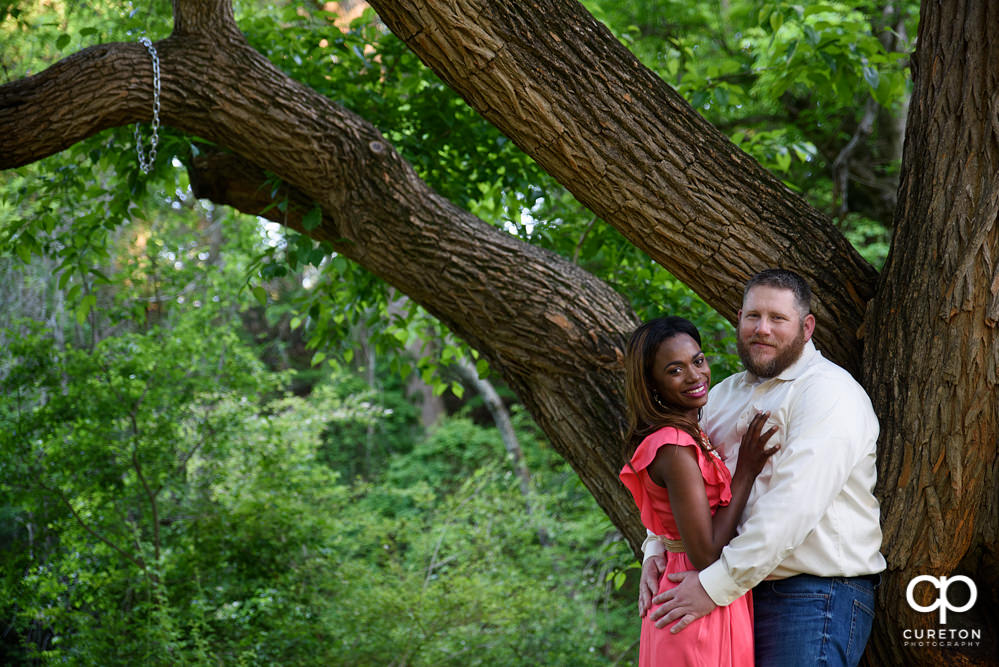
[743,269,812,316]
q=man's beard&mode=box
[737,326,807,379]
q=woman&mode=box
[619,316,777,666]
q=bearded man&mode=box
[640,269,886,667]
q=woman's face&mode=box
[650,333,710,417]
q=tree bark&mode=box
[861,1,999,664]
[2,0,998,663]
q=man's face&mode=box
[736,286,815,378]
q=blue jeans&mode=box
[753,574,877,667]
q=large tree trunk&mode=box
[862,1,999,664]
[2,0,997,663]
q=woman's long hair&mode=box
[623,316,711,462]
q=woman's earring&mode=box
[653,392,667,409]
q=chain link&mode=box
[135,37,161,174]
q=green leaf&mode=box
[302,205,322,231]
[15,243,31,264]
[792,143,816,163]
[769,12,783,33]
[308,248,326,266]
[784,39,799,64]
[75,294,96,324]
[713,86,729,108]
[89,268,112,284]
[804,4,839,18]
[251,285,267,306]
[774,147,792,172]
[56,33,71,49]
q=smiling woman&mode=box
[622,316,711,458]
[620,315,778,666]
[650,332,710,418]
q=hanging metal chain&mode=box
[135,37,161,174]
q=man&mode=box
[640,269,885,666]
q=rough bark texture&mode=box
[861,2,999,664]
[2,0,998,664]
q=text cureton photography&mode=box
[902,575,982,649]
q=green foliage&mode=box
[385,415,511,490]
[840,212,891,268]
[755,3,908,108]
[0,1,164,83]
[313,372,422,481]
[1,312,636,664]
[586,0,913,258]
[0,313,274,663]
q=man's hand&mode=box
[638,554,665,617]
[649,570,717,632]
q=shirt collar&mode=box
[742,339,818,384]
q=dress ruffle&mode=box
[620,426,753,666]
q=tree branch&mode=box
[368,0,879,372]
[1,0,878,371]
[187,146,645,547]
[0,43,154,168]
[832,97,879,218]
[39,480,150,578]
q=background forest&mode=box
[2,0,914,664]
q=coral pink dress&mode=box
[620,427,754,667]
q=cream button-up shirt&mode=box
[644,340,886,607]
